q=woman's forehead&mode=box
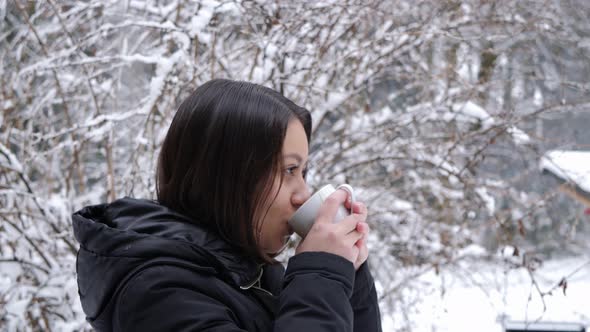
[282,121,309,159]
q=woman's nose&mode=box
[291,185,311,208]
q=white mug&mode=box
[288,184,355,238]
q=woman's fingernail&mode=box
[353,203,362,213]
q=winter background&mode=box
[1,0,590,331]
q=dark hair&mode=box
[156,79,311,262]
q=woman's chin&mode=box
[265,236,292,256]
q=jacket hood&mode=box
[72,197,261,322]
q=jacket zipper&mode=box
[240,267,263,289]
[239,268,273,295]
[251,285,272,296]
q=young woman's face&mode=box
[258,119,311,254]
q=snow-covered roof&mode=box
[504,321,586,331]
[540,150,590,193]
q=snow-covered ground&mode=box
[380,254,590,331]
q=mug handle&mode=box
[336,184,355,214]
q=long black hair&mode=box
[157,79,311,262]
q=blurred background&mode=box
[1,0,589,330]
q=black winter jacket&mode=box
[72,197,382,331]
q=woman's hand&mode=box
[347,198,369,270]
[353,221,369,270]
[296,189,370,270]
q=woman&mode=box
[72,79,382,331]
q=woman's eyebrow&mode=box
[283,153,303,162]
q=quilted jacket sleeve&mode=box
[351,262,382,332]
[275,252,357,331]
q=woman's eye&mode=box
[285,165,308,180]
[286,166,297,175]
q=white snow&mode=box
[0,1,6,21]
[534,87,544,107]
[2,99,13,111]
[455,101,495,130]
[392,199,413,211]
[508,127,531,145]
[380,255,590,332]
[453,101,531,145]
[128,0,178,17]
[540,150,590,193]
[0,141,23,173]
[189,8,214,36]
[476,187,496,214]
[332,118,346,131]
